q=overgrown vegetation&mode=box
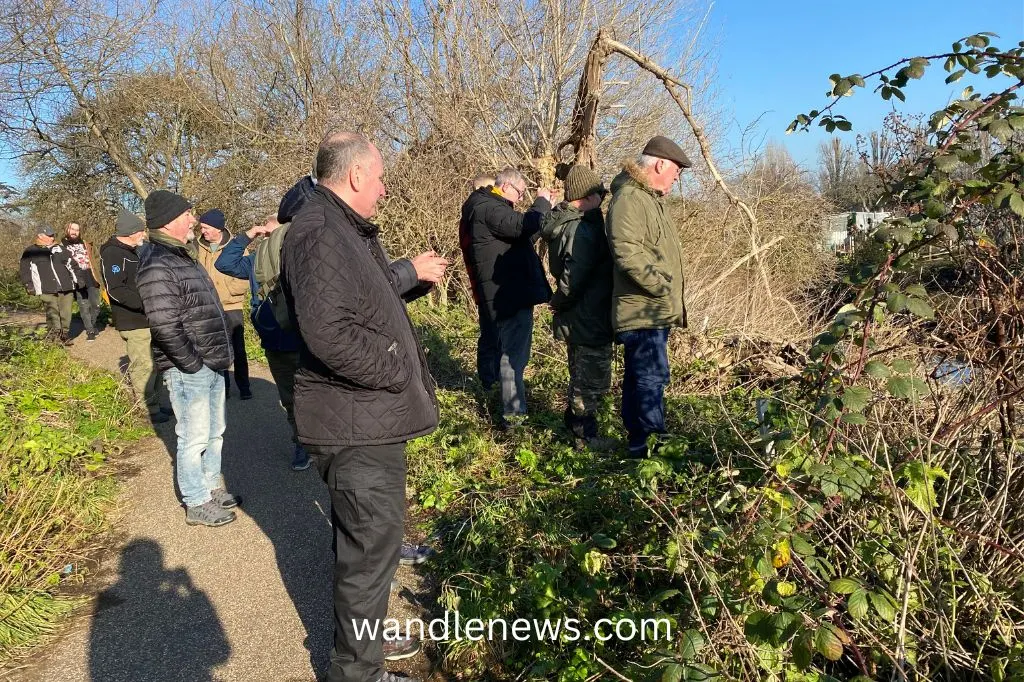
[0,328,144,662]
[401,34,1024,682]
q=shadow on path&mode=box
[152,373,334,680]
[87,539,228,682]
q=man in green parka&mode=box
[541,165,616,449]
[606,136,691,457]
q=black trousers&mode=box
[311,442,406,682]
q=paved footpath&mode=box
[1,321,433,682]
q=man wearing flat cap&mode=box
[606,135,691,457]
[19,223,78,343]
[137,189,240,527]
[100,209,171,424]
[197,208,253,399]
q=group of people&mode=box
[18,221,104,342]
[16,129,690,682]
[461,135,690,457]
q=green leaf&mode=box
[887,293,909,313]
[662,662,684,682]
[934,154,959,172]
[890,359,914,374]
[842,412,868,425]
[649,588,681,605]
[887,376,928,400]
[1009,192,1024,218]
[793,630,814,670]
[841,385,872,412]
[905,284,927,297]
[592,533,617,549]
[870,591,897,621]
[776,580,797,597]
[814,624,844,661]
[864,360,890,378]
[680,629,706,660]
[906,297,934,320]
[945,69,966,83]
[848,588,870,619]
[829,577,861,594]
[791,534,815,557]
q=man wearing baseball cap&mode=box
[606,136,691,457]
[136,189,239,527]
[19,223,78,343]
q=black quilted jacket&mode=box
[136,232,233,374]
[281,185,439,447]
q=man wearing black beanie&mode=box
[136,189,240,527]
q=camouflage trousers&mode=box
[567,343,613,418]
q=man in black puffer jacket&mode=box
[459,168,553,424]
[136,189,239,529]
[281,131,446,682]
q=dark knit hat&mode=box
[37,223,55,237]
[145,190,192,230]
[115,209,145,236]
[277,176,317,224]
[198,208,226,231]
[642,135,692,169]
[563,165,606,203]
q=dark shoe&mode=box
[383,635,421,661]
[291,444,311,471]
[378,673,420,682]
[210,487,241,509]
[86,331,98,341]
[399,542,434,566]
[185,500,236,527]
[149,411,171,424]
[239,388,253,400]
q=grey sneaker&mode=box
[210,488,241,509]
[383,635,421,661]
[185,500,236,527]
[378,673,419,682]
[399,542,434,566]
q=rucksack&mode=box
[252,223,292,332]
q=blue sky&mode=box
[712,0,1024,167]
[2,1,1022,188]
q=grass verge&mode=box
[0,328,145,663]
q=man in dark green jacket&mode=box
[541,165,615,449]
[606,136,691,457]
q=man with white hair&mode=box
[281,131,447,682]
[606,136,691,457]
[459,167,553,425]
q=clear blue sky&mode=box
[2,2,1022,188]
[712,0,1024,168]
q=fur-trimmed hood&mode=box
[611,159,662,197]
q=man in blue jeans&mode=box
[137,189,239,527]
[459,168,553,424]
[606,137,692,456]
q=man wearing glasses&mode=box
[459,167,553,426]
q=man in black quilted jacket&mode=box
[136,189,240,528]
[281,132,445,682]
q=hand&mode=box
[537,188,553,203]
[410,251,449,284]
[245,221,279,240]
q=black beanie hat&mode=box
[198,208,226,231]
[145,190,192,230]
[277,176,317,224]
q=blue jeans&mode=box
[164,365,226,507]
[478,307,534,417]
[617,328,670,453]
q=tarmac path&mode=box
[1,318,434,682]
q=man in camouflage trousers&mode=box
[540,165,616,450]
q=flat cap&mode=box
[642,135,692,169]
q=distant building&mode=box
[825,211,890,252]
